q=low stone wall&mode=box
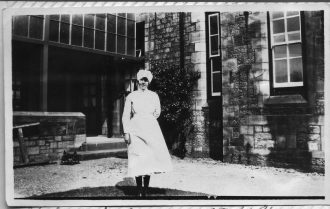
[13,111,86,166]
[223,115,324,173]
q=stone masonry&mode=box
[221,11,269,159]
[13,112,86,166]
[143,12,209,157]
[141,11,324,172]
[221,11,324,172]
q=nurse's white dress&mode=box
[122,89,173,177]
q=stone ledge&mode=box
[311,151,324,159]
[265,94,308,105]
[14,111,85,117]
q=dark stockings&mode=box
[143,175,150,189]
[135,176,143,194]
[135,175,150,197]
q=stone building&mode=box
[11,13,144,165]
[220,11,324,172]
[141,11,324,171]
[12,13,144,135]
[11,10,324,171]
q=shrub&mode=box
[149,61,200,158]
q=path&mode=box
[14,157,324,198]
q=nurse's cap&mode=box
[137,70,153,82]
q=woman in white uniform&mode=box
[122,70,173,197]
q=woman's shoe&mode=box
[137,189,143,197]
[142,187,149,197]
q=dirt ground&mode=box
[14,156,324,198]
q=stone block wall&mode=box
[143,12,209,156]
[13,111,86,166]
[144,13,181,68]
[304,11,324,116]
[224,115,324,172]
[141,11,324,171]
[221,11,324,172]
[221,11,268,157]
[185,13,209,157]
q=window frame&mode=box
[13,15,45,40]
[12,71,22,110]
[12,13,137,57]
[210,59,221,97]
[94,14,106,51]
[205,12,222,99]
[208,13,221,58]
[268,11,307,96]
[269,11,304,88]
[59,14,70,44]
[71,14,83,47]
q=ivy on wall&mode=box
[149,60,200,157]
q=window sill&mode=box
[264,94,307,105]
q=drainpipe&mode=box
[243,11,251,155]
[243,11,250,45]
[179,12,185,69]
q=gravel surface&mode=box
[14,157,324,198]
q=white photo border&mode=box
[1,1,330,207]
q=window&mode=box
[83,76,98,108]
[106,14,116,52]
[29,15,44,39]
[13,15,44,40]
[13,16,29,37]
[209,14,220,57]
[124,69,138,94]
[49,15,60,42]
[60,15,70,44]
[71,14,83,46]
[12,71,22,110]
[115,13,136,55]
[95,14,106,50]
[127,16,136,56]
[13,13,137,57]
[136,21,145,57]
[270,11,303,88]
[206,12,221,97]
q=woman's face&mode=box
[138,77,149,90]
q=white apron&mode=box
[122,89,173,177]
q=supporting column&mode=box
[110,63,123,137]
[101,66,108,136]
[40,16,50,111]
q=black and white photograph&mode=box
[1,1,329,207]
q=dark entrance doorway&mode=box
[48,47,105,136]
[12,41,42,111]
[12,40,140,138]
[82,74,100,135]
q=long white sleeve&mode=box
[153,93,161,119]
[122,94,132,133]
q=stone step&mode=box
[81,141,127,151]
[77,148,128,161]
[65,136,128,161]
[78,136,126,152]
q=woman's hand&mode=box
[124,133,131,145]
[153,111,160,118]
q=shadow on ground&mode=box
[21,177,211,200]
[24,186,210,200]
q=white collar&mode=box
[138,89,149,93]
